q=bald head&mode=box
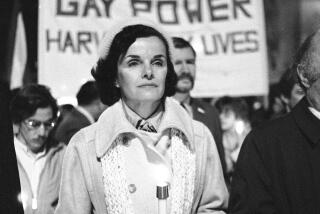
[295,30,320,91]
[295,30,320,109]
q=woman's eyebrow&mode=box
[153,54,166,59]
[125,55,140,59]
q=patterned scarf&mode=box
[100,128,196,214]
[122,99,163,133]
[135,119,157,132]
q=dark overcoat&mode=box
[229,97,320,214]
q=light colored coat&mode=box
[17,143,65,214]
[55,98,228,214]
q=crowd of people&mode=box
[2,18,320,213]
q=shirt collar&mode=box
[77,106,95,124]
[308,106,320,120]
[95,97,195,158]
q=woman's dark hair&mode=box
[92,24,177,106]
[10,84,58,123]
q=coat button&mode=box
[128,184,136,193]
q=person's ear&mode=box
[115,80,120,88]
[13,123,20,135]
[297,64,311,89]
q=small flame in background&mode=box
[235,120,245,135]
[17,192,27,210]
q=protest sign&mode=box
[38,0,268,101]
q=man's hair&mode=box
[10,84,58,123]
[76,81,101,106]
[172,37,196,57]
[92,24,177,106]
[293,30,320,91]
[215,96,250,122]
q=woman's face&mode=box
[220,109,237,131]
[117,36,168,105]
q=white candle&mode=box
[157,182,169,214]
[153,163,171,214]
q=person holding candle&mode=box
[55,18,228,214]
[11,84,65,214]
[215,96,251,182]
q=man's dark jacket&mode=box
[54,108,91,144]
[229,97,320,214]
[190,98,227,179]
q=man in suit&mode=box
[229,30,320,214]
[54,80,107,144]
[171,37,227,181]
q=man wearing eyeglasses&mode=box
[10,84,65,214]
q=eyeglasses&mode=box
[23,119,56,130]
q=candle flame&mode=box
[235,120,245,134]
[17,192,27,210]
[153,163,171,187]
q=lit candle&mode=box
[157,182,169,214]
[153,163,171,214]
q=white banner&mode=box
[38,0,268,100]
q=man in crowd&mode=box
[11,84,65,214]
[54,80,107,144]
[171,37,227,181]
[229,30,320,213]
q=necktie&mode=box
[136,119,157,133]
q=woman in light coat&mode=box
[55,19,228,214]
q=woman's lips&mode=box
[138,83,157,87]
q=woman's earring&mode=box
[115,82,120,88]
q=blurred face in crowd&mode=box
[289,83,304,108]
[219,108,237,131]
[117,36,168,106]
[173,47,196,93]
[273,97,285,114]
[16,107,55,154]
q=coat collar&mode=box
[292,97,320,145]
[95,98,195,158]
